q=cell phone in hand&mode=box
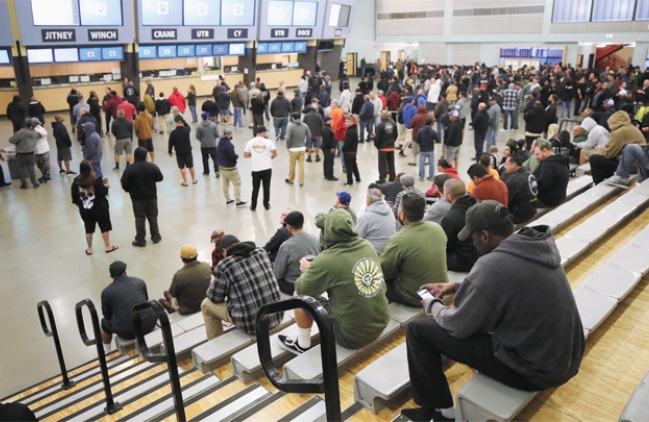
[417,288,434,300]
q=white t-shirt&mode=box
[244,136,276,172]
[34,125,50,154]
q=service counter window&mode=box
[255,53,300,71]
[139,55,241,79]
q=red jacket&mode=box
[116,101,136,122]
[103,94,123,117]
[379,94,387,109]
[334,116,349,141]
[169,91,186,113]
[426,167,459,197]
[409,106,429,140]
[472,175,509,207]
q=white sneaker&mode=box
[604,175,631,189]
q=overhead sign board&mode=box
[258,0,326,41]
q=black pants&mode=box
[323,148,335,179]
[251,169,272,209]
[201,147,218,174]
[343,153,360,185]
[252,114,265,135]
[474,134,484,159]
[589,154,619,184]
[132,199,160,243]
[573,98,582,116]
[408,319,540,410]
[12,121,21,134]
[16,153,38,187]
[385,282,416,307]
[105,112,112,135]
[447,253,474,273]
[525,135,539,150]
[278,278,295,296]
[378,150,396,182]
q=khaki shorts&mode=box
[581,148,597,160]
[114,138,133,155]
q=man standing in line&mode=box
[196,112,220,178]
[321,116,338,181]
[374,110,398,183]
[284,112,311,187]
[270,89,291,142]
[155,93,171,135]
[168,115,198,187]
[9,118,40,189]
[486,97,501,150]
[111,108,133,171]
[472,103,489,160]
[217,128,246,207]
[231,84,244,128]
[134,104,155,163]
[121,147,164,247]
[244,125,277,211]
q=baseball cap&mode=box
[324,116,332,122]
[174,115,185,123]
[201,111,209,120]
[283,211,304,227]
[234,84,240,88]
[180,244,198,259]
[109,261,127,277]
[604,98,614,106]
[407,96,415,101]
[488,96,496,101]
[31,117,41,125]
[336,191,352,205]
[457,200,513,241]
[448,110,459,117]
[255,125,267,133]
[217,234,239,253]
[221,86,227,91]
[210,229,225,243]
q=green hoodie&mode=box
[295,209,390,346]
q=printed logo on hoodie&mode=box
[352,257,384,298]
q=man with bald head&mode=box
[472,102,489,160]
[440,179,480,272]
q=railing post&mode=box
[37,300,75,390]
[132,300,185,422]
[75,298,122,414]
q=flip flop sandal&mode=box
[192,180,198,185]
[85,249,93,255]
[106,246,119,253]
[181,183,188,187]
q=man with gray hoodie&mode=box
[270,90,291,142]
[9,118,40,189]
[82,122,103,177]
[196,112,220,177]
[284,112,311,187]
[356,188,397,255]
[401,200,585,422]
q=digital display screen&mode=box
[257,42,268,53]
[212,44,228,55]
[158,45,177,57]
[177,45,196,56]
[27,49,54,64]
[79,47,102,61]
[292,1,317,26]
[141,0,183,26]
[229,43,245,55]
[0,50,10,65]
[32,0,80,26]
[102,46,123,60]
[221,0,255,26]
[268,42,281,53]
[79,0,123,26]
[196,45,212,55]
[54,48,79,62]
[281,42,294,52]
[184,0,220,26]
[329,3,350,26]
[294,41,307,52]
[267,1,293,26]
[139,46,157,58]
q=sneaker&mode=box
[408,162,417,166]
[159,131,164,134]
[226,200,235,205]
[113,167,120,172]
[315,156,321,162]
[20,184,28,189]
[152,237,161,244]
[250,206,256,211]
[66,171,77,175]
[285,178,293,184]
[400,407,453,422]
[264,204,271,210]
[277,335,310,355]
[236,201,247,207]
[215,172,220,178]
[132,241,147,247]
[33,184,40,189]
[327,177,339,181]
[604,175,631,189]
[59,169,66,174]
[306,156,312,163]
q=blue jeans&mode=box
[360,120,373,142]
[339,141,346,171]
[485,127,497,150]
[189,105,197,123]
[419,151,435,180]
[474,133,485,159]
[300,92,306,100]
[560,101,571,118]
[503,109,515,130]
[233,107,243,127]
[436,122,444,140]
[616,144,649,182]
[273,117,288,140]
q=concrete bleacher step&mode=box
[189,382,274,422]
[555,236,589,267]
[278,396,326,422]
[175,312,205,332]
[619,370,649,422]
[58,367,196,422]
[115,322,186,354]
[609,245,649,276]
[192,313,294,374]
[14,352,133,406]
[575,163,591,176]
[581,264,642,301]
[573,286,618,333]
[566,175,593,199]
[31,359,160,420]
[354,343,408,414]
[456,374,538,422]
[283,319,400,382]
[116,373,223,422]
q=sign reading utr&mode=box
[191,29,214,39]
[41,30,76,42]
[152,29,177,40]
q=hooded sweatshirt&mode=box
[381,219,449,307]
[597,111,646,160]
[196,120,219,149]
[9,127,38,153]
[120,148,164,200]
[356,199,397,255]
[33,125,49,155]
[270,94,291,118]
[441,195,480,271]
[52,121,72,149]
[427,225,585,389]
[6,96,26,124]
[409,106,429,139]
[295,209,390,346]
[82,122,102,163]
[533,154,569,207]
[285,119,311,150]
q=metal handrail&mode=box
[256,296,341,421]
[75,298,122,414]
[132,300,185,422]
[37,300,75,390]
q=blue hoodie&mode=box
[416,94,427,108]
[216,136,238,168]
[82,122,102,163]
[402,103,417,128]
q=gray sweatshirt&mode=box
[285,120,311,150]
[274,232,321,284]
[195,120,219,148]
[426,225,585,389]
[356,200,397,255]
[487,103,502,130]
[9,128,39,153]
[423,197,452,225]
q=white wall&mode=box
[341,0,378,62]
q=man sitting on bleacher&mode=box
[201,235,284,339]
[573,123,610,165]
[278,209,390,353]
[159,244,212,315]
[532,141,569,207]
[100,261,157,354]
[380,193,448,307]
[440,179,480,272]
[401,201,585,422]
[502,155,538,224]
[605,143,649,188]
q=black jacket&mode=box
[414,125,439,152]
[111,117,133,140]
[156,98,172,115]
[342,124,358,153]
[303,111,324,137]
[503,168,537,224]
[379,180,404,203]
[321,124,337,150]
[441,195,480,271]
[6,96,26,124]
[291,96,303,114]
[76,114,98,143]
[270,95,291,118]
[533,155,569,207]
[545,103,558,131]
[51,121,72,149]
[374,119,398,150]
[168,124,192,155]
[28,102,46,123]
[351,94,364,115]
[251,97,265,115]
[524,106,546,134]
[264,226,292,262]
[217,136,238,168]
[216,92,231,110]
[101,275,157,339]
[201,100,218,117]
[472,110,489,137]
[444,120,463,147]
[121,149,164,200]
[66,93,79,110]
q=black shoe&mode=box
[159,131,164,134]
[408,162,417,166]
[38,177,44,183]
[315,156,321,162]
[264,204,271,210]
[227,200,235,205]
[20,184,28,189]
[355,179,361,183]
[59,169,66,174]
[132,241,147,247]
[327,177,339,181]
[113,167,120,172]
[33,184,39,189]
[285,178,293,184]
[343,183,353,186]
[152,237,161,244]
[277,334,310,355]
[203,172,210,175]
[66,171,77,175]
[306,156,312,163]
[250,206,256,211]
[236,201,247,207]
[400,407,452,422]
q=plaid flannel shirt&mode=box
[206,246,283,335]
[502,89,519,110]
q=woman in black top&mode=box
[186,85,198,123]
[71,160,118,255]
[342,117,360,186]
[88,91,103,135]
